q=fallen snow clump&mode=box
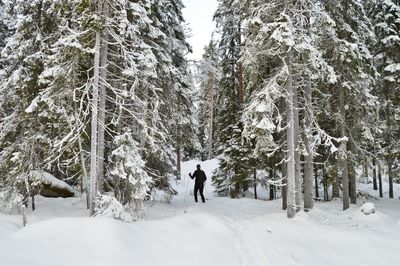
[361,202,375,215]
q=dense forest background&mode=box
[0,0,399,219]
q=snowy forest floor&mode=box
[1,159,400,266]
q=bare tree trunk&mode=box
[384,85,394,198]
[78,134,90,209]
[237,21,244,108]
[282,162,287,210]
[388,162,393,198]
[238,62,244,106]
[31,195,35,211]
[254,168,257,200]
[303,81,313,211]
[21,205,27,227]
[363,159,369,178]
[176,144,181,175]
[314,168,319,198]
[372,158,378,190]
[97,4,109,194]
[207,72,214,159]
[332,163,340,198]
[378,163,383,198]
[349,163,357,204]
[268,168,274,200]
[285,49,296,218]
[293,85,302,212]
[339,88,350,210]
[89,30,101,216]
[323,165,329,201]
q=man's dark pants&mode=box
[194,183,205,203]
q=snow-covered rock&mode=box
[361,202,375,215]
[30,171,75,198]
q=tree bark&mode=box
[349,163,357,204]
[269,168,274,200]
[339,88,350,210]
[282,162,287,210]
[372,158,378,190]
[285,50,296,218]
[314,168,319,198]
[254,168,258,200]
[89,30,101,216]
[293,85,302,212]
[323,165,329,201]
[207,72,214,159]
[378,163,383,198]
[384,85,393,198]
[97,9,109,194]
[332,163,340,198]
[303,81,313,211]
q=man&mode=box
[189,164,207,203]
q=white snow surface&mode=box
[1,159,400,266]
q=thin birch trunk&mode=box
[89,30,101,216]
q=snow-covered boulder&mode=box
[31,171,75,198]
[360,202,375,215]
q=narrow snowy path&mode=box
[0,159,400,266]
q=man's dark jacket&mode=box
[191,170,207,185]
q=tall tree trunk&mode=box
[293,85,302,212]
[314,168,319,198]
[254,168,258,200]
[78,133,90,209]
[89,30,101,216]
[237,22,244,108]
[378,163,383,198]
[97,11,108,194]
[269,168,274,200]
[363,159,368,179]
[384,85,393,198]
[282,161,287,210]
[323,165,329,201]
[285,47,296,218]
[372,158,378,190]
[332,163,340,198]
[207,72,214,159]
[339,89,350,210]
[303,81,313,211]
[349,163,357,204]
[176,118,181,177]
[238,62,244,106]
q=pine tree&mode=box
[320,0,377,209]
[196,40,219,160]
[368,0,400,197]
[212,0,254,197]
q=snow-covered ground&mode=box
[1,159,400,266]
